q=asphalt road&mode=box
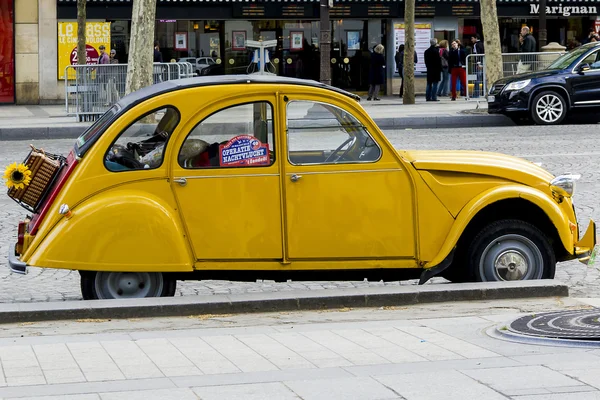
[0,125,598,302]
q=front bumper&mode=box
[488,90,530,114]
[7,243,27,275]
[574,220,597,265]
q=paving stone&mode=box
[284,376,398,400]
[193,382,300,400]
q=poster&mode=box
[291,32,304,51]
[220,135,270,167]
[58,22,111,80]
[232,31,246,51]
[175,32,188,51]
[393,23,431,74]
[347,31,360,50]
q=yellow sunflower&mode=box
[3,162,32,190]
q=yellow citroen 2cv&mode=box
[6,76,596,299]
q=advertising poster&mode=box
[220,135,269,167]
[393,23,431,74]
[58,22,111,80]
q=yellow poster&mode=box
[58,22,111,80]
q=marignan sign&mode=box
[530,4,597,16]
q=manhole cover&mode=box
[509,309,600,340]
[491,309,600,348]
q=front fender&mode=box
[27,189,193,272]
[424,185,571,269]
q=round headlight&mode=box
[550,174,581,197]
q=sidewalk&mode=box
[0,296,598,399]
[0,96,512,141]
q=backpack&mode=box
[439,48,449,68]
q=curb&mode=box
[0,114,514,141]
[0,280,567,323]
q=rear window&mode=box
[75,107,118,155]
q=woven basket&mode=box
[7,145,63,211]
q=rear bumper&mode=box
[574,220,597,265]
[7,243,27,275]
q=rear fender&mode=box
[424,185,571,269]
[27,189,193,272]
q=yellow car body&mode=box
[7,76,596,299]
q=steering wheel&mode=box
[324,137,356,163]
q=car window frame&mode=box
[285,100,382,167]
[103,105,181,173]
[571,47,600,73]
[178,100,277,170]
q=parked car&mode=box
[200,62,224,76]
[488,42,600,125]
[177,57,216,75]
[7,75,596,299]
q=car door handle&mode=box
[290,174,302,183]
[173,178,187,186]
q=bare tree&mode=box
[480,0,503,93]
[126,0,158,94]
[402,0,416,105]
[76,0,86,66]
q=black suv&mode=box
[488,42,600,125]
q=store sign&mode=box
[58,22,111,80]
[529,4,597,16]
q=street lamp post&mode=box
[319,0,332,86]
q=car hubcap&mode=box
[536,94,563,123]
[95,272,164,299]
[479,234,544,281]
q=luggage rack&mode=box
[7,145,67,214]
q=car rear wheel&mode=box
[467,220,555,282]
[531,91,567,125]
[80,271,177,300]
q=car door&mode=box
[171,97,283,261]
[282,97,416,261]
[569,48,600,106]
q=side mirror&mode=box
[578,63,591,73]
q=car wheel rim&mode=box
[479,234,544,281]
[94,272,164,299]
[536,94,563,123]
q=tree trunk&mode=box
[76,0,86,65]
[126,0,157,95]
[403,0,416,105]
[480,0,503,94]
[319,0,331,86]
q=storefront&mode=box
[0,0,15,104]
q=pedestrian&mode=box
[519,27,536,53]
[395,44,418,98]
[97,45,110,106]
[517,26,537,74]
[424,38,442,102]
[449,40,467,101]
[154,41,163,62]
[153,40,164,84]
[470,34,484,98]
[437,40,450,98]
[367,44,385,101]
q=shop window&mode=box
[286,101,381,165]
[179,102,275,169]
[105,107,180,171]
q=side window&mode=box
[105,107,180,172]
[179,102,274,168]
[286,101,381,165]
[582,50,600,70]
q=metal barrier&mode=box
[65,62,195,121]
[464,52,564,100]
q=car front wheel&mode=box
[80,271,177,300]
[467,220,555,282]
[531,91,567,125]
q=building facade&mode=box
[5,0,600,104]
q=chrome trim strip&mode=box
[176,173,280,180]
[285,169,402,175]
[574,100,600,105]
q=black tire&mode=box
[80,271,176,300]
[467,219,556,282]
[530,91,567,125]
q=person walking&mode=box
[395,44,418,98]
[97,45,110,106]
[367,44,385,101]
[437,40,450,98]
[517,26,537,74]
[470,34,485,98]
[449,40,467,101]
[424,38,442,102]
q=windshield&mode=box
[75,106,118,155]
[547,46,592,70]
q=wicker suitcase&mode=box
[7,145,66,212]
